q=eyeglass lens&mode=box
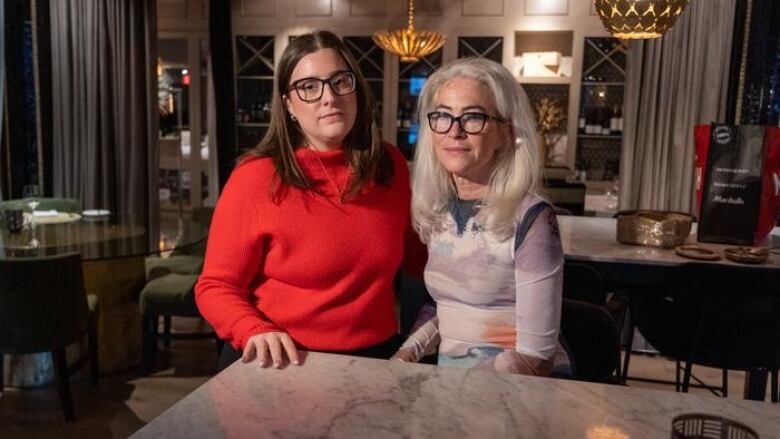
[428,112,489,134]
[293,71,355,102]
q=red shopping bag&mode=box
[694,124,780,245]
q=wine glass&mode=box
[22,184,41,212]
[606,178,619,211]
[22,184,40,247]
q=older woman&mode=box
[196,30,424,370]
[393,58,566,376]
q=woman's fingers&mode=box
[256,338,271,367]
[241,339,257,363]
[242,332,301,368]
[266,335,284,368]
[279,334,300,365]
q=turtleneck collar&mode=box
[294,146,348,168]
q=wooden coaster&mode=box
[674,244,721,261]
[724,247,770,264]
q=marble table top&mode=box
[558,216,780,268]
[132,352,779,439]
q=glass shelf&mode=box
[576,37,627,182]
[578,134,622,139]
[582,82,624,86]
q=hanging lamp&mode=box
[372,0,446,63]
[593,0,690,40]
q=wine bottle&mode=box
[610,105,619,133]
[578,114,586,133]
[603,106,612,136]
[585,108,596,134]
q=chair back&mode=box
[0,253,90,354]
[543,179,586,216]
[563,263,606,305]
[560,298,621,383]
[630,263,780,372]
[0,198,82,213]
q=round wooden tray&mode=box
[723,247,770,264]
[674,244,720,261]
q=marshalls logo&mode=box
[713,126,732,145]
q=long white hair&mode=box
[411,57,541,242]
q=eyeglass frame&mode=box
[426,111,508,135]
[287,70,357,103]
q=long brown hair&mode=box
[243,30,393,202]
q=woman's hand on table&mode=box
[242,332,300,368]
[390,347,418,363]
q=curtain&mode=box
[0,0,4,201]
[209,0,236,192]
[619,0,737,213]
[49,0,157,230]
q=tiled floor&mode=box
[0,318,775,438]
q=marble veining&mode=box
[558,216,780,268]
[132,352,780,438]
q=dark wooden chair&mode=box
[0,253,99,421]
[560,298,623,384]
[629,263,779,401]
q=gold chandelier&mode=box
[594,0,690,39]
[373,0,446,63]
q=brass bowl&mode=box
[724,247,770,264]
[616,210,693,248]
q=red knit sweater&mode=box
[195,144,425,351]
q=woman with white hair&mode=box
[392,57,567,376]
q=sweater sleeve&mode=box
[195,163,279,349]
[511,206,564,376]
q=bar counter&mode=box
[133,351,779,438]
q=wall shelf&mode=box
[517,76,571,85]
[578,134,622,140]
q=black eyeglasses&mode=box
[288,71,356,103]
[427,111,506,135]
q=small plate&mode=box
[82,209,111,217]
[674,244,721,261]
[724,247,769,264]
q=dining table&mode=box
[0,210,209,386]
[131,351,780,438]
[557,215,780,401]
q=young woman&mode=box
[196,31,424,370]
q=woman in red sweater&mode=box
[195,31,424,370]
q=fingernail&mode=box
[274,362,280,368]
[292,360,300,365]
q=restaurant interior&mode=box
[1,0,779,437]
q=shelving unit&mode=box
[512,30,574,169]
[344,36,385,128]
[234,35,274,152]
[457,36,503,63]
[396,49,443,160]
[517,76,571,85]
[575,37,627,182]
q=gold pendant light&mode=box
[594,0,690,40]
[373,0,446,63]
